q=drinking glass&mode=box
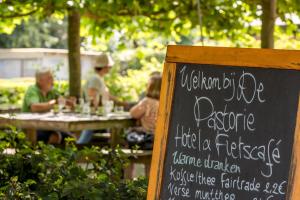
[103,101,114,115]
[107,101,114,113]
[114,106,124,113]
[58,96,66,114]
[82,102,91,116]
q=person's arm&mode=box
[65,96,77,109]
[87,88,99,107]
[24,87,56,113]
[87,87,121,107]
[108,93,129,107]
[31,99,56,113]
[130,99,146,119]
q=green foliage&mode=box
[0,78,32,106]
[0,17,67,49]
[1,0,299,49]
[0,87,25,106]
[0,79,68,106]
[0,127,148,199]
[105,47,164,102]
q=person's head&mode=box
[146,75,162,100]
[150,71,161,77]
[94,53,114,76]
[35,67,54,93]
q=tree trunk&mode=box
[261,0,277,48]
[67,9,81,98]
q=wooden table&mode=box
[0,112,136,147]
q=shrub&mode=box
[0,126,148,199]
[106,50,163,102]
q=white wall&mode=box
[0,60,22,78]
[0,52,97,80]
[42,55,68,80]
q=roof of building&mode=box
[0,48,102,59]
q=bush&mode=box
[106,49,163,102]
[0,87,26,106]
[0,127,148,199]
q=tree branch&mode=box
[83,8,170,20]
[0,9,38,19]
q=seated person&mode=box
[77,53,127,144]
[126,74,162,177]
[22,67,74,144]
[126,71,161,110]
[136,71,161,100]
[128,74,162,146]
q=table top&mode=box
[0,112,133,121]
[0,112,136,132]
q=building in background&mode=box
[0,48,102,80]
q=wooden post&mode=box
[110,128,123,148]
[289,97,300,199]
[147,62,177,200]
[25,129,37,144]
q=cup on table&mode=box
[58,96,66,114]
[103,101,114,115]
[79,98,85,107]
[97,106,104,116]
[53,104,59,114]
[75,104,82,113]
[114,106,124,113]
[82,103,91,116]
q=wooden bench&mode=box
[71,145,153,178]
[89,132,111,145]
[100,148,152,179]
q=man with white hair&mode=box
[22,67,58,113]
[22,67,73,144]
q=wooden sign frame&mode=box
[147,45,300,200]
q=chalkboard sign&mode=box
[147,46,300,200]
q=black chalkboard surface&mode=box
[147,46,300,200]
[159,63,300,200]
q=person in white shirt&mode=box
[78,53,126,144]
